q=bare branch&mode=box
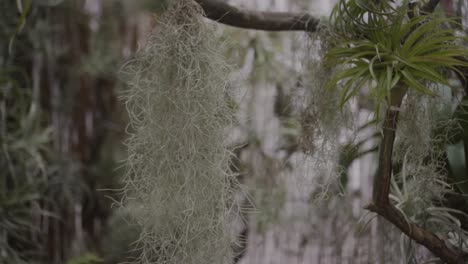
[422,0,442,14]
[369,84,467,263]
[194,0,319,32]
[371,86,406,206]
[192,0,438,32]
[366,1,468,262]
[366,204,467,264]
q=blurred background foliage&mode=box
[1,0,468,263]
[1,0,139,263]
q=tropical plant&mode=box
[1,1,129,263]
[3,0,468,263]
[0,67,51,263]
[172,0,468,263]
[326,0,468,113]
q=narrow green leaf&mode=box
[401,69,434,95]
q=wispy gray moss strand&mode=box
[121,1,237,263]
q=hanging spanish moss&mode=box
[120,0,237,263]
[300,27,354,200]
[391,88,468,250]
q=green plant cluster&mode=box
[326,0,468,113]
[0,66,51,263]
[1,1,125,263]
[315,0,468,258]
[1,2,50,262]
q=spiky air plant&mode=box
[390,89,468,254]
[121,0,237,263]
[320,0,468,259]
[1,75,51,263]
[326,0,468,114]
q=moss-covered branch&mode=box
[367,86,466,264]
[366,204,466,264]
[194,0,319,31]
[193,0,440,32]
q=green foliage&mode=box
[1,5,49,253]
[337,127,379,189]
[314,0,468,259]
[0,70,51,262]
[7,0,32,54]
[446,141,468,197]
[390,163,468,244]
[1,2,112,263]
[446,97,468,199]
[326,0,468,114]
[1,2,60,263]
[147,0,170,14]
[66,253,103,264]
[388,89,468,255]
[101,209,141,263]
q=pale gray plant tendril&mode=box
[120,1,238,263]
[392,89,468,249]
[300,29,355,201]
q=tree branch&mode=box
[368,86,467,263]
[372,86,406,206]
[191,0,467,262]
[366,204,467,264]
[422,0,442,14]
[367,1,468,262]
[194,0,319,32]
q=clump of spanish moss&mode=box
[299,29,354,200]
[120,1,237,263]
[394,88,451,163]
[392,88,467,243]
